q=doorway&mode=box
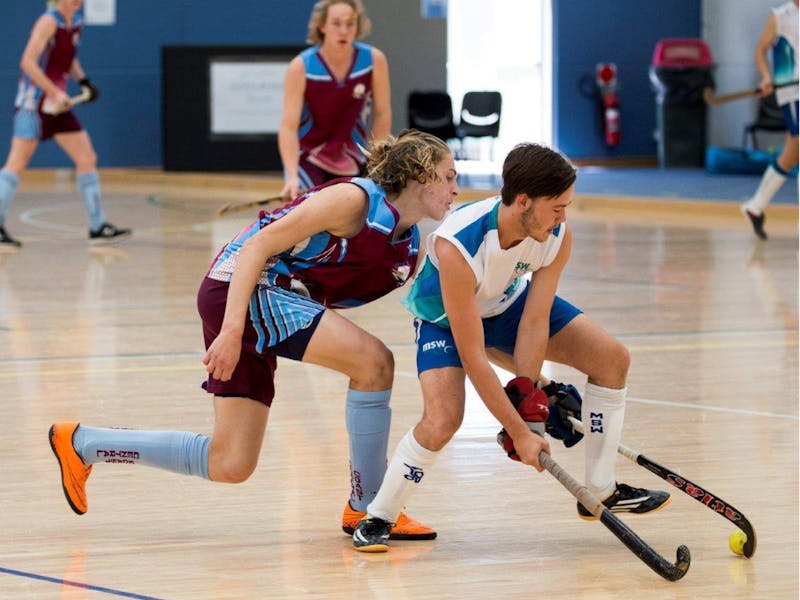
[447,0,553,175]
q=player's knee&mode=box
[420,414,461,450]
[603,341,630,386]
[74,150,97,171]
[208,449,258,483]
[352,342,394,389]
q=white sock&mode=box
[366,428,439,523]
[744,164,787,214]
[583,383,626,499]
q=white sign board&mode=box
[84,0,116,25]
[210,61,288,135]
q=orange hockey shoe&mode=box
[48,422,92,515]
[342,502,436,540]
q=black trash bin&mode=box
[649,38,715,167]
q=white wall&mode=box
[703,0,787,150]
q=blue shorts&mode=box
[414,287,582,373]
[782,100,799,136]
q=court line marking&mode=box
[0,565,165,600]
[394,367,799,421]
[0,334,795,420]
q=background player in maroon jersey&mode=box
[0,0,129,248]
[278,0,391,200]
[49,130,458,541]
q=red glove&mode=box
[497,377,549,461]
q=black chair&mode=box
[407,90,457,142]
[456,91,502,160]
[742,92,787,150]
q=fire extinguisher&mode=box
[596,63,620,146]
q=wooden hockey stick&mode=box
[216,194,288,217]
[539,450,691,581]
[703,80,798,105]
[42,89,92,115]
[569,417,757,558]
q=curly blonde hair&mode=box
[365,129,452,195]
[307,0,372,44]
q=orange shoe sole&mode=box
[48,422,91,515]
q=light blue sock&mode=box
[76,171,105,231]
[345,388,392,511]
[0,169,19,226]
[73,425,210,479]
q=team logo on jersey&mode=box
[514,261,530,275]
[352,83,366,99]
[392,264,411,283]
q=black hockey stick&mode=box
[539,451,691,581]
[216,194,287,216]
[569,417,756,558]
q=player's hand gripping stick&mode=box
[496,377,549,461]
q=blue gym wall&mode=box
[0,0,315,168]
[552,0,702,159]
[0,1,701,167]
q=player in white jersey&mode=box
[352,143,670,552]
[741,0,799,239]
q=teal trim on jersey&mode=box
[773,37,796,86]
[402,258,449,327]
[452,199,499,257]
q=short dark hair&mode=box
[500,143,576,205]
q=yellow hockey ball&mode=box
[729,529,747,556]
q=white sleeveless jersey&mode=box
[403,196,566,327]
[772,2,799,105]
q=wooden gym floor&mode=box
[0,169,797,599]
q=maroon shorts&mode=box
[297,152,366,189]
[196,277,324,407]
[39,109,82,141]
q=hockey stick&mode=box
[42,89,92,115]
[216,194,288,216]
[569,417,757,558]
[539,450,691,581]
[703,80,799,105]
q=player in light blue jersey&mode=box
[741,0,799,239]
[353,143,670,552]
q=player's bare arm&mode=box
[755,13,777,93]
[514,226,572,380]
[370,48,391,142]
[437,236,550,470]
[20,14,63,100]
[69,57,87,82]
[277,56,307,197]
[203,184,370,380]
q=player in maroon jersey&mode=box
[0,0,129,249]
[278,0,391,200]
[49,130,458,541]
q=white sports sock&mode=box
[366,428,439,523]
[744,164,787,214]
[583,383,626,499]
